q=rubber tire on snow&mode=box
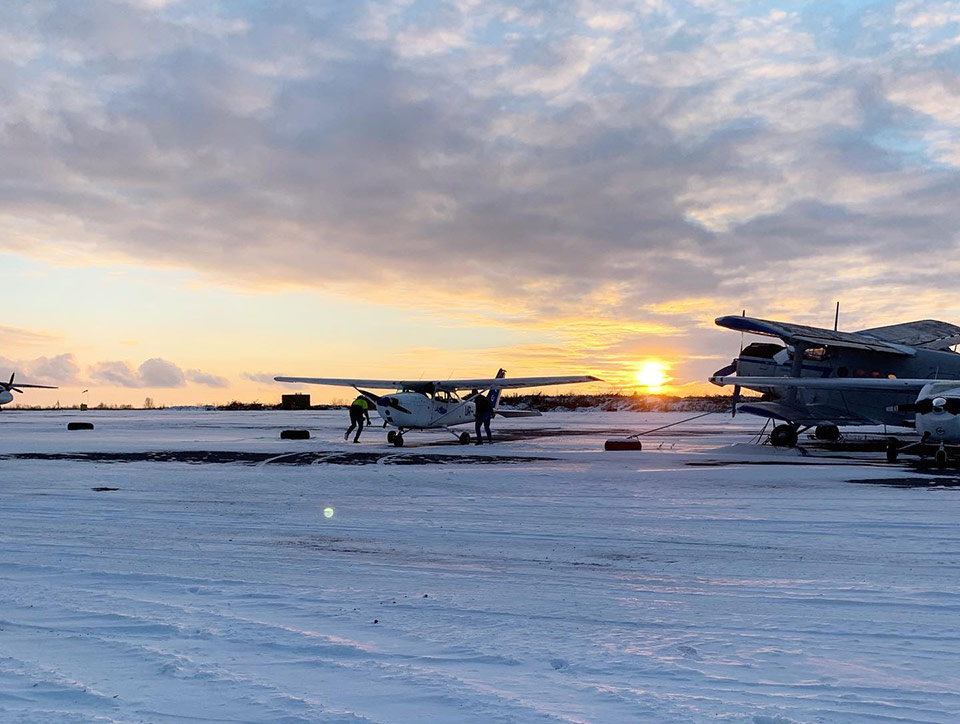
[392,434,404,448]
[67,422,94,431]
[815,424,841,441]
[459,432,471,445]
[885,442,899,463]
[770,424,798,448]
[280,429,310,440]
[387,430,396,444]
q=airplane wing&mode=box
[275,376,427,390]
[434,375,599,391]
[710,375,938,393]
[856,320,960,351]
[274,375,599,392]
[715,315,914,355]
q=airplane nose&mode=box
[934,396,948,413]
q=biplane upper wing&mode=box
[715,315,914,355]
[856,320,960,350]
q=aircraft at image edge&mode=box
[0,373,57,407]
[709,314,960,459]
[275,369,599,446]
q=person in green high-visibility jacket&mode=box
[344,395,372,442]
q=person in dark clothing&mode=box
[473,391,493,445]
[345,395,372,442]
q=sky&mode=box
[2,0,960,406]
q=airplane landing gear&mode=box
[886,441,899,463]
[459,432,471,445]
[392,433,404,447]
[770,424,799,448]
[935,446,948,467]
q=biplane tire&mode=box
[459,432,471,445]
[387,430,396,444]
[815,424,841,441]
[885,442,899,463]
[67,422,94,431]
[392,434,404,448]
[280,429,310,440]
[770,424,798,448]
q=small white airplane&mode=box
[0,372,58,407]
[711,374,960,464]
[275,368,600,446]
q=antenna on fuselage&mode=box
[834,301,840,332]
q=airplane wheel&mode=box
[393,434,404,448]
[815,424,841,441]
[770,424,798,448]
[387,430,396,444]
[885,442,899,463]
[935,449,947,467]
[459,432,471,445]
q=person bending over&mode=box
[345,395,372,442]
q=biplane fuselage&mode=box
[712,316,960,427]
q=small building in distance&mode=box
[281,393,311,410]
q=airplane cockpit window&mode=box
[803,347,829,361]
[740,343,784,359]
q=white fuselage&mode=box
[0,390,13,406]
[915,383,960,444]
[377,392,478,430]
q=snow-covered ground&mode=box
[1,409,959,723]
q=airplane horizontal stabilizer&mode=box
[495,409,542,418]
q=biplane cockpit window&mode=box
[740,343,784,359]
[803,347,829,361]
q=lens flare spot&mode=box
[323,506,335,519]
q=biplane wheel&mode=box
[459,432,471,445]
[885,442,899,463]
[392,434,404,448]
[815,424,840,441]
[387,430,396,444]
[770,424,798,448]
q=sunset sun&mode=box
[634,361,670,392]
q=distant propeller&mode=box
[711,360,740,417]
[355,388,411,415]
[1,372,23,393]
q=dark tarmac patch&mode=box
[848,473,960,488]
[91,486,119,492]
[0,450,550,466]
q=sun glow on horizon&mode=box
[634,360,671,393]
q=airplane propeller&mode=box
[711,360,739,417]
[1,373,24,394]
[355,388,412,415]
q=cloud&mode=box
[0,325,59,346]
[88,357,222,388]
[0,353,80,384]
[1,0,959,392]
[186,369,229,387]
[242,372,280,384]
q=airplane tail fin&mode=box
[487,368,506,410]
